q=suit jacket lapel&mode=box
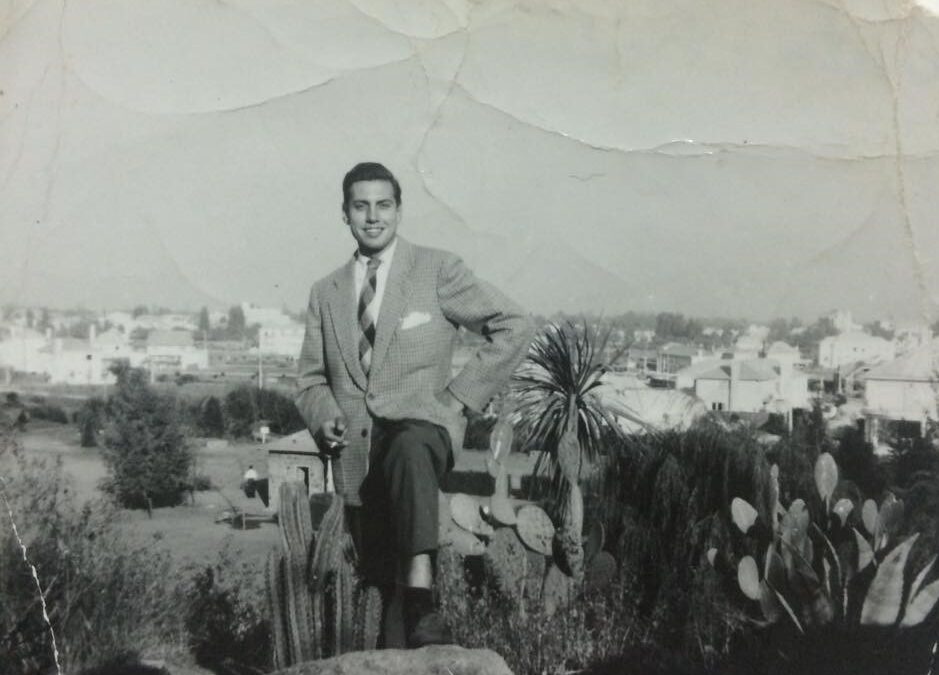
[370,237,414,377]
[326,260,368,390]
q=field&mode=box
[15,421,280,572]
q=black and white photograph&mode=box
[2,1,939,674]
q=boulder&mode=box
[271,646,513,675]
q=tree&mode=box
[100,364,192,512]
[199,396,225,438]
[25,308,34,328]
[227,305,246,340]
[132,304,148,318]
[76,396,106,448]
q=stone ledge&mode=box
[271,646,513,675]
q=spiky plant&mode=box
[513,321,644,506]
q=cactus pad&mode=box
[441,525,486,556]
[516,504,555,555]
[484,527,528,604]
[489,494,517,526]
[450,493,494,536]
[542,562,574,616]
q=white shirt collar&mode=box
[354,237,398,269]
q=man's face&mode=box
[343,180,401,256]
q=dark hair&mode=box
[342,162,401,214]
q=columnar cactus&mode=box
[267,483,385,666]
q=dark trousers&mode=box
[356,418,453,586]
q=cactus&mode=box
[450,493,494,536]
[278,482,317,661]
[441,525,486,556]
[266,482,386,666]
[516,504,555,555]
[717,452,939,642]
[542,562,575,616]
[484,527,529,608]
[266,549,289,669]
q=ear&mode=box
[341,205,349,224]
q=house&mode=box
[258,322,306,359]
[765,341,802,369]
[242,303,295,328]
[145,330,209,371]
[818,332,895,369]
[657,343,710,375]
[689,357,810,416]
[733,334,764,360]
[861,338,939,442]
[266,431,330,512]
[0,325,49,374]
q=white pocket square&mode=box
[400,311,431,330]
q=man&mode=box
[295,162,534,648]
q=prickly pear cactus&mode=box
[484,527,529,606]
[716,451,939,652]
[516,504,555,555]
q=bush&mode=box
[27,403,69,424]
[99,364,192,510]
[198,396,225,438]
[0,434,183,674]
[76,396,106,448]
[223,387,257,438]
[437,549,688,675]
[183,546,270,671]
[224,386,305,438]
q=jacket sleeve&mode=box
[295,283,343,433]
[436,253,536,412]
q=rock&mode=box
[271,646,513,675]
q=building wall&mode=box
[695,378,777,413]
[267,451,328,512]
[818,335,895,369]
[865,380,938,420]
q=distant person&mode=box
[243,465,259,482]
[295,162,534,648]
[241,465,259,498]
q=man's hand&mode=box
[435,389,465,415]
[316,416,348,456]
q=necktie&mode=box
[358,256,381,374]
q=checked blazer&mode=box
[295,237,535,505]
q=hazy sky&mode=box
[3,0,939,322]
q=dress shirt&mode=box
[353,237,397,323]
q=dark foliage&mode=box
[185,562,270,672]
[198,396,226,438]
[223,386,305,438]
[76,396,106,448]
[27,403,69,424]
[99,363,192,509]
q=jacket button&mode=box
[367,393,376,400]
[361,429,368,438]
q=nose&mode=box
[366,205,379,223]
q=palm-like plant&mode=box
[513,322,647,514]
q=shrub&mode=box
[198,396,225,438]
[224,386,305,438]
[437,550,687,675]
[76,396,106,448]
[27,403,69,424]
[99,364,192,510]
[256,388,305,435]
[0,434,183,674]
[223,387,257,438]
[183,545,270,671]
